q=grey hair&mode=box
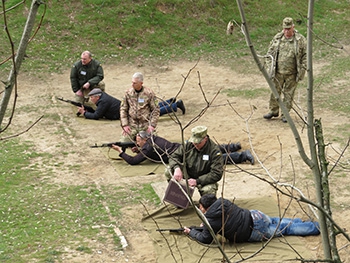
[138,131,150,139]
[82,50,92,58]
[132,72,144,82]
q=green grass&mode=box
[1,0,349,73]
[222,87,268,99]
[0,139,160,262]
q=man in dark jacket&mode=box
[70,50,105,104]
[184,194,320,244]
[77,88,121,120]
[112,131,180,165]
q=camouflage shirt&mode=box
[168,136,223,187]
[120,86,160,130]
[266,30,307,82]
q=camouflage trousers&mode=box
[74,81,106,109]
[164,168,218,196]
[269,73,297,115]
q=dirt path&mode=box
[11,60,350,262]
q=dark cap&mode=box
[188,126,207,143]
[88,88,102,96]
[282,17,294,29]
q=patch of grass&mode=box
[76,245,92,253]
[0,0,348,75]
[0,140,141,262]
[328,123,350,144]
[222,87,268,99]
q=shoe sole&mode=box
[263,114,278,119]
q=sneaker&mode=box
[263,112,279,119]
[176,100,186,114]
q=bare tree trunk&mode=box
[315,119,341,262]
[0,0,43,127]
[305,1,332,259]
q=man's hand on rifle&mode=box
[77,105,85,116]
[183,226,191,234]
[111,144,123,153]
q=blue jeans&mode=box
[159,99,177,116]
[248,210,320,242]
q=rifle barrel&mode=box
[156,228,184,232]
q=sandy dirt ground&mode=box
[7,59,350,262]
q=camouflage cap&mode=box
[282,17,294,29]
[189,126,208,144]
[88,88,102,96]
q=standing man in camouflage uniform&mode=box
[166,126,223,197]
[263,17,307,123]
[120,72,160,142]
[70,51,105,105]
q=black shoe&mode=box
[168,97,176,104]
[281,116,287,123]
[176,100,186,114]
[244,150,254,165]
[263,112,279,119]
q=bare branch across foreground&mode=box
[0,115,43,139]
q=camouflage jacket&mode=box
[168,136,223,187]
[120,86,160,130]
[266,30,307,82]
[70,59,104,92]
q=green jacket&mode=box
[70,59,104,92]
[169,136,223,187]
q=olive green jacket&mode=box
[168,136,223,187]
[70,59,104,93]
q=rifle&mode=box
[56,96,95,116]
[156,226,203,233]
[90,141,136,152]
